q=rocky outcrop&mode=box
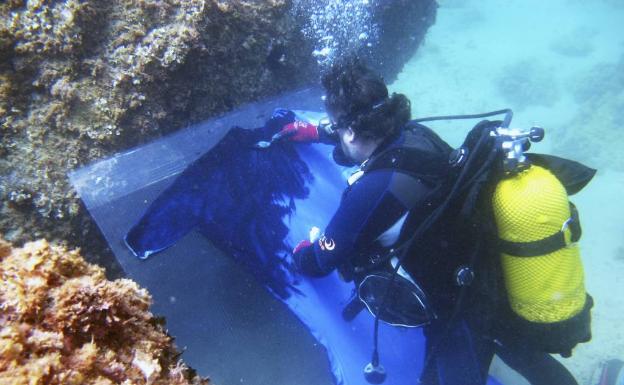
[556,54,624,170]
[0,237,210,384]
[0,0,436,271]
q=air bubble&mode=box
[290,0,379,68]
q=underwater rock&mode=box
[549,27,596,58]
[495,59,561,111]
[0,237,210,385]
[0,0,436,272]
[554,55,624,171]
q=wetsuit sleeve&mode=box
[293,244,328,277]
[294,170,432,277]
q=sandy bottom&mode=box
[390,0,624,383]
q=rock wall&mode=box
[0,0,437,271]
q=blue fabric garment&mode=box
[125,113,310,298]
[124,113,505,385]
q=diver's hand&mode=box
[292,239,313,276]
[293,239,313,255]
[277,120,320,143]
[292,239,331,277]
[292,226,320,254]
[272,108,296,120]
[265,108,297,134]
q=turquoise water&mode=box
[389,0,623,383]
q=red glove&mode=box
[276,120,320,143]
[293,239,313,255]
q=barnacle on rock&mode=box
[0,238,211,385]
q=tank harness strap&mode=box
[498,202,581,257]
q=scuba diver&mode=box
[274,57,593,385]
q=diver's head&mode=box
[322,57,411,163]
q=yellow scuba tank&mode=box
[492,164,587,323]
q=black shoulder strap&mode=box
[362,146,450,181]
[361,123,454,182]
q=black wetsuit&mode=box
[294,124,579,385]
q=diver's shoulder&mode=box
[402,121,453,154]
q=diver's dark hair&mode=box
[322,57,411,140]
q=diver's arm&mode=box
[271,109,337,144]
[293,244,330,277]
[294,170,430,276]
[276,120,321,142]
[276,120,337,144]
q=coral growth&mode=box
[0,238,210,385]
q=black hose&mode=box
[411,109,513,126]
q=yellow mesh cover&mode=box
[492,165,586,323]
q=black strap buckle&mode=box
[498,202,582,257]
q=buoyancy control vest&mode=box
[343,123,456,280]
[340,123,460,328]
[340,121,489,337]
[352,116,595,357]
